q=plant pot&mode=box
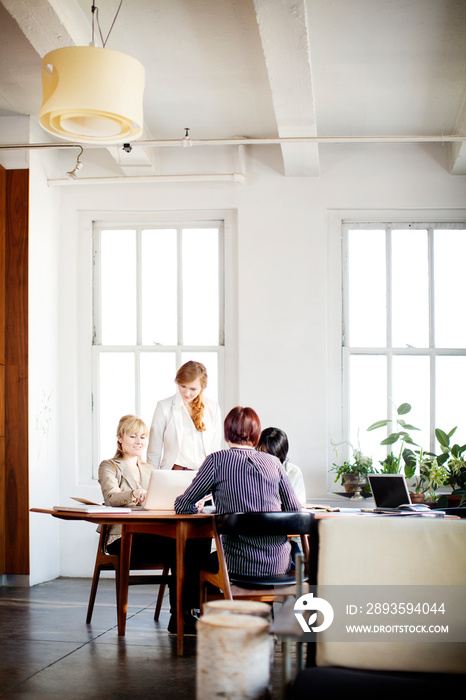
[447,493,463,507]
[409,493,425,504]
[343,474,368,500]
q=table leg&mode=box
[176,520,188,656]
[118,527,133,636]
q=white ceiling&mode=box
[0,0,465,177]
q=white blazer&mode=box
[147,392,222,469]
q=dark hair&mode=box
[224,406,261,447]
[257,427,289,464]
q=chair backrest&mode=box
[313,517,466,675]
[215,511,313,537]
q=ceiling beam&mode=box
[253,0,319,177]
[0,0,89,56]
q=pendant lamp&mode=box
[39,44,145,144]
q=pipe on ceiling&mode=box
[0,133,465,152]
[47,172,246,185]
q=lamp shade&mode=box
[39,46,145,143]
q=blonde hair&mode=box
[175,361,208,432]
[114,414,148,459]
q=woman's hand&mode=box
[131,488,147,505]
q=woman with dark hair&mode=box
[175,407,302,578]
[147,360,222,470]
[257,427,306,506]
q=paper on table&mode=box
[71,497,103,506]
[53,505,132,513]
[304,504,340,512]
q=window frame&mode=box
[326,209,466,490]
[76,209,238,484]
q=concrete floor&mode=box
[0,577,292,699]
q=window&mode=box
[92,222,225,470]
[342,222,466,466]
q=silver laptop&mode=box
[367,473,411,510]
[143,469,196,511]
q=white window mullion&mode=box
[135,348,141,418]
[136,227,143,346]
[386,226,392,349]
[218,226,225,346]
[341,226,349,348]
[385,226,393,435]
[177,226,183,349]
[135,228,142,419]
[92,227,102,346]
[342,345,350,463]
[428,226,436,452]
[91,345,101,478]
[91,228,102,478]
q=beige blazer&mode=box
[147,392,222,469]
[98,458,153,539]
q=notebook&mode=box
[143,468,196,511]
[367,473,411,510]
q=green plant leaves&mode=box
[435,428,451,448]
[380,431,418,446]
[367,419,391,431]
[397,420,420,431]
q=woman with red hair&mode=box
[175,406,301,577]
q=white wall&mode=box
[25,138,466,579]
[27,119,61,585]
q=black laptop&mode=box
[367,473,412,510]
[367,474,445,515]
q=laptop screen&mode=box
[368,474,411,508]
[143,469,196,510]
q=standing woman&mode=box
[147,360,222,470]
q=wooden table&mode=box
[31,507,456,655]
[31,508,214,656]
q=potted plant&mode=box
[435,427,466,507]
[403,447,447,504]
[378,451,401,474]
[367,402,420,474]
[331,450,375,500]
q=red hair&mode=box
[224,406,261,446]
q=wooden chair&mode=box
[199,511,313,612]
[86,524,172,623]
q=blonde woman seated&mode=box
[99,415,198,633]
[98,414,175,563]
[147,360,222,471]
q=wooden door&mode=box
[0,166,29,576]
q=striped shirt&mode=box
[174,447,302,576]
